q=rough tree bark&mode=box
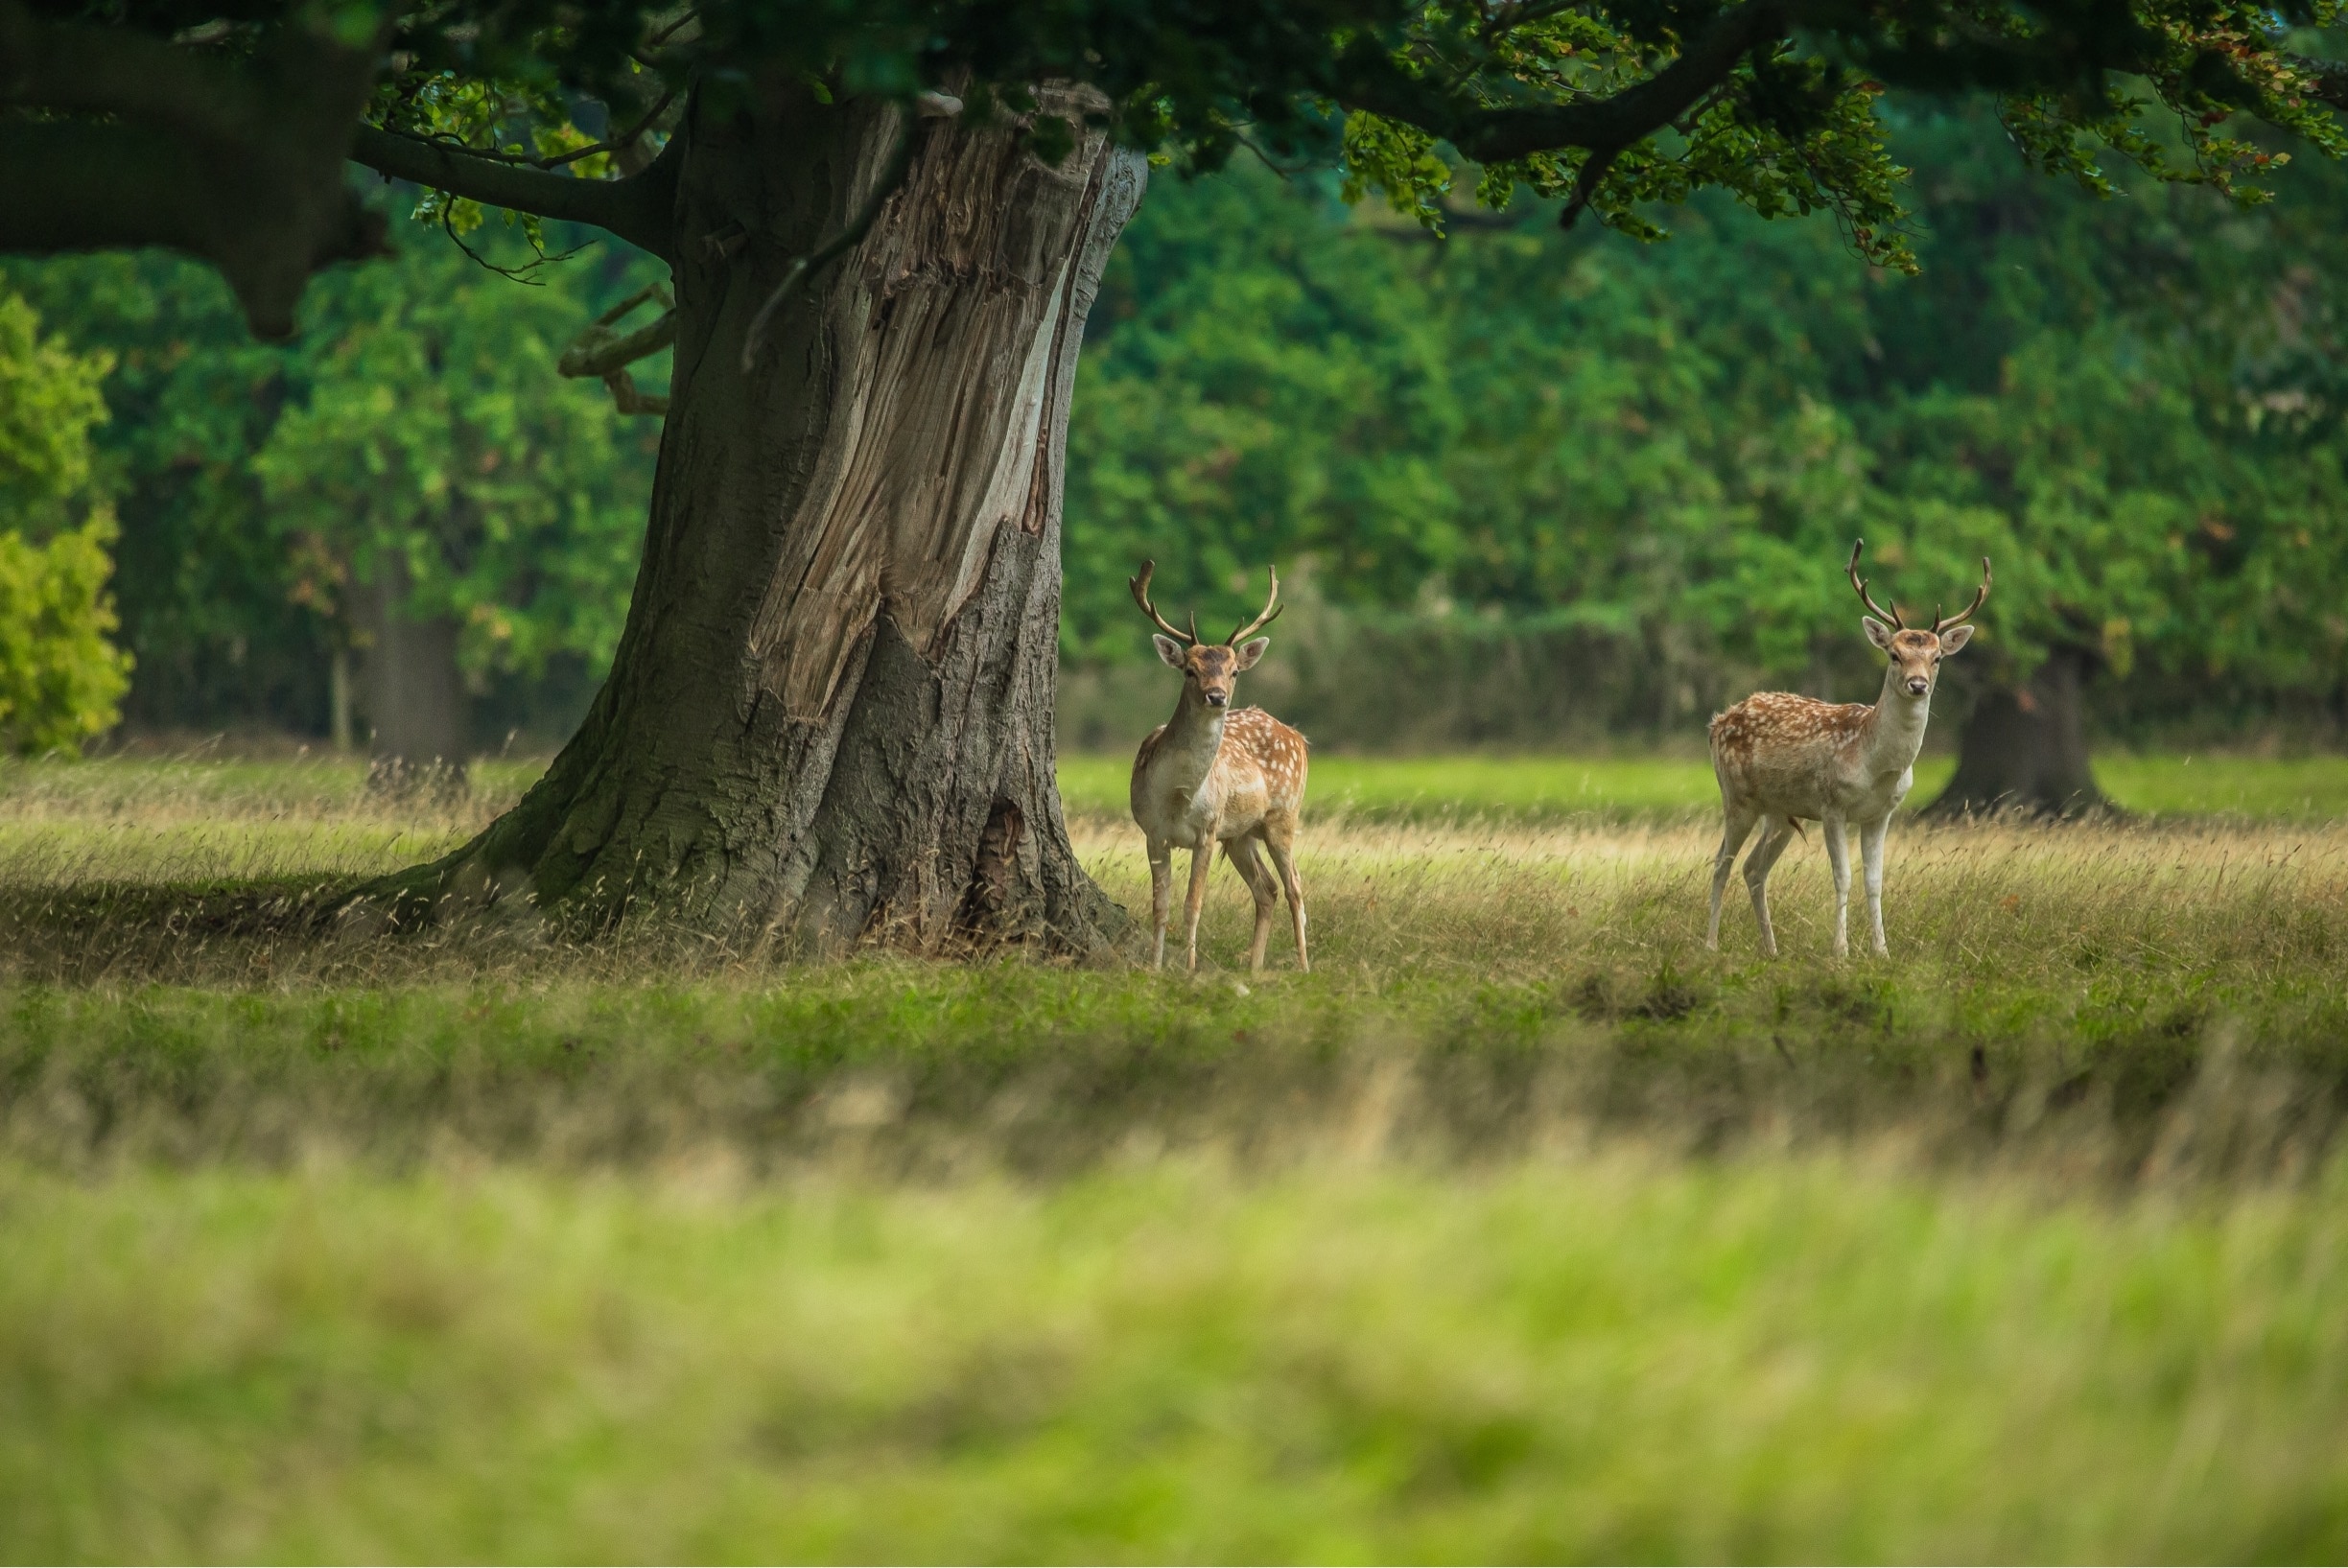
[1923,645,2110,818]
[359,83,1143,955]
[357,556,470,795]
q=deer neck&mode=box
[1156,685,1231,791]
[1865,663,1934,771]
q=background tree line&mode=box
[0,213,667,775]
[3,99,2345,796]
[1061,99,2348,807]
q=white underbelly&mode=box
[1747,767,1913,823]
[1139,790,1216,849]
[1840,768,1913,820]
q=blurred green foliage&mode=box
[0,517,134,758]
[0,294,131,756]
[0,294,110,531]
[0,221,665,738]
[252,237,664,687]
[1065,100,2348,731]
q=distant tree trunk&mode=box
[1923,644,2108,818]
[329,644,354,754]
[360,84,1143,954]
[358,554,469,794]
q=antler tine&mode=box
[1128,559,1196,645]
[1934,556,1993,633]
[1227,565,1284,645]
[1846,538,1903,630]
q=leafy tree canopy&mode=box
[2,0,2341,339]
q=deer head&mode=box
[1131,560,1283,710]
[1848,539,1990,699]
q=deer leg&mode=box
[1182,835,1217,972]
[1262,818,1309,972]
[1823,813,1852,958]
[1708,805,1759,950]
[1744,818,1796,958]
[1146,837,1173,970]
[1227,834,1280,973]
[1860,816,1890,956]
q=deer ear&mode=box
[1153,634,1188,669]
[1938,623,1974,655]
[1233,637,1270,670]
[1863,618,1897,651]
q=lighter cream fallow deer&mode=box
[1707,541,1990,957]
[1128,561,1310,972]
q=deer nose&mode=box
[1205,690,1229,707]
[1907,676,1930,696]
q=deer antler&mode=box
[1227,566,1283,645]
[1847,539,1904,630]
[1130,560,1196,645]
[1933,557,1993,634]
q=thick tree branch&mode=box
[349,124,682,262]
[0,119,388,336]
[0,0,252,141]
[559,283,675,413]
[0,2,389,338]
[559,285,678,378]
[1339,0,1793,162]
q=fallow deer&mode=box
[1706,540,1990,958]
[1129,560,1310,972]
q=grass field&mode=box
[1057,747,2348,822]
[7,749,2348,1560]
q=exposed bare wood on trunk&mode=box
[750,89,1119,718]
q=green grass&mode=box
[1058,747,2348,823]
[7,750,2348,1560]
[2092,752,2348,819]
[9,1156,2348,1561]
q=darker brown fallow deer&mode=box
[1128,561,1310,972]
[1707,541,1990,957]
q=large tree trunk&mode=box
[358,554,469,794]
[360,84,1143,955]
[1923,644,2109,819]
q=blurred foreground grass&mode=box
[7,749,2348,1559]
[11,1155,2348,1561]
